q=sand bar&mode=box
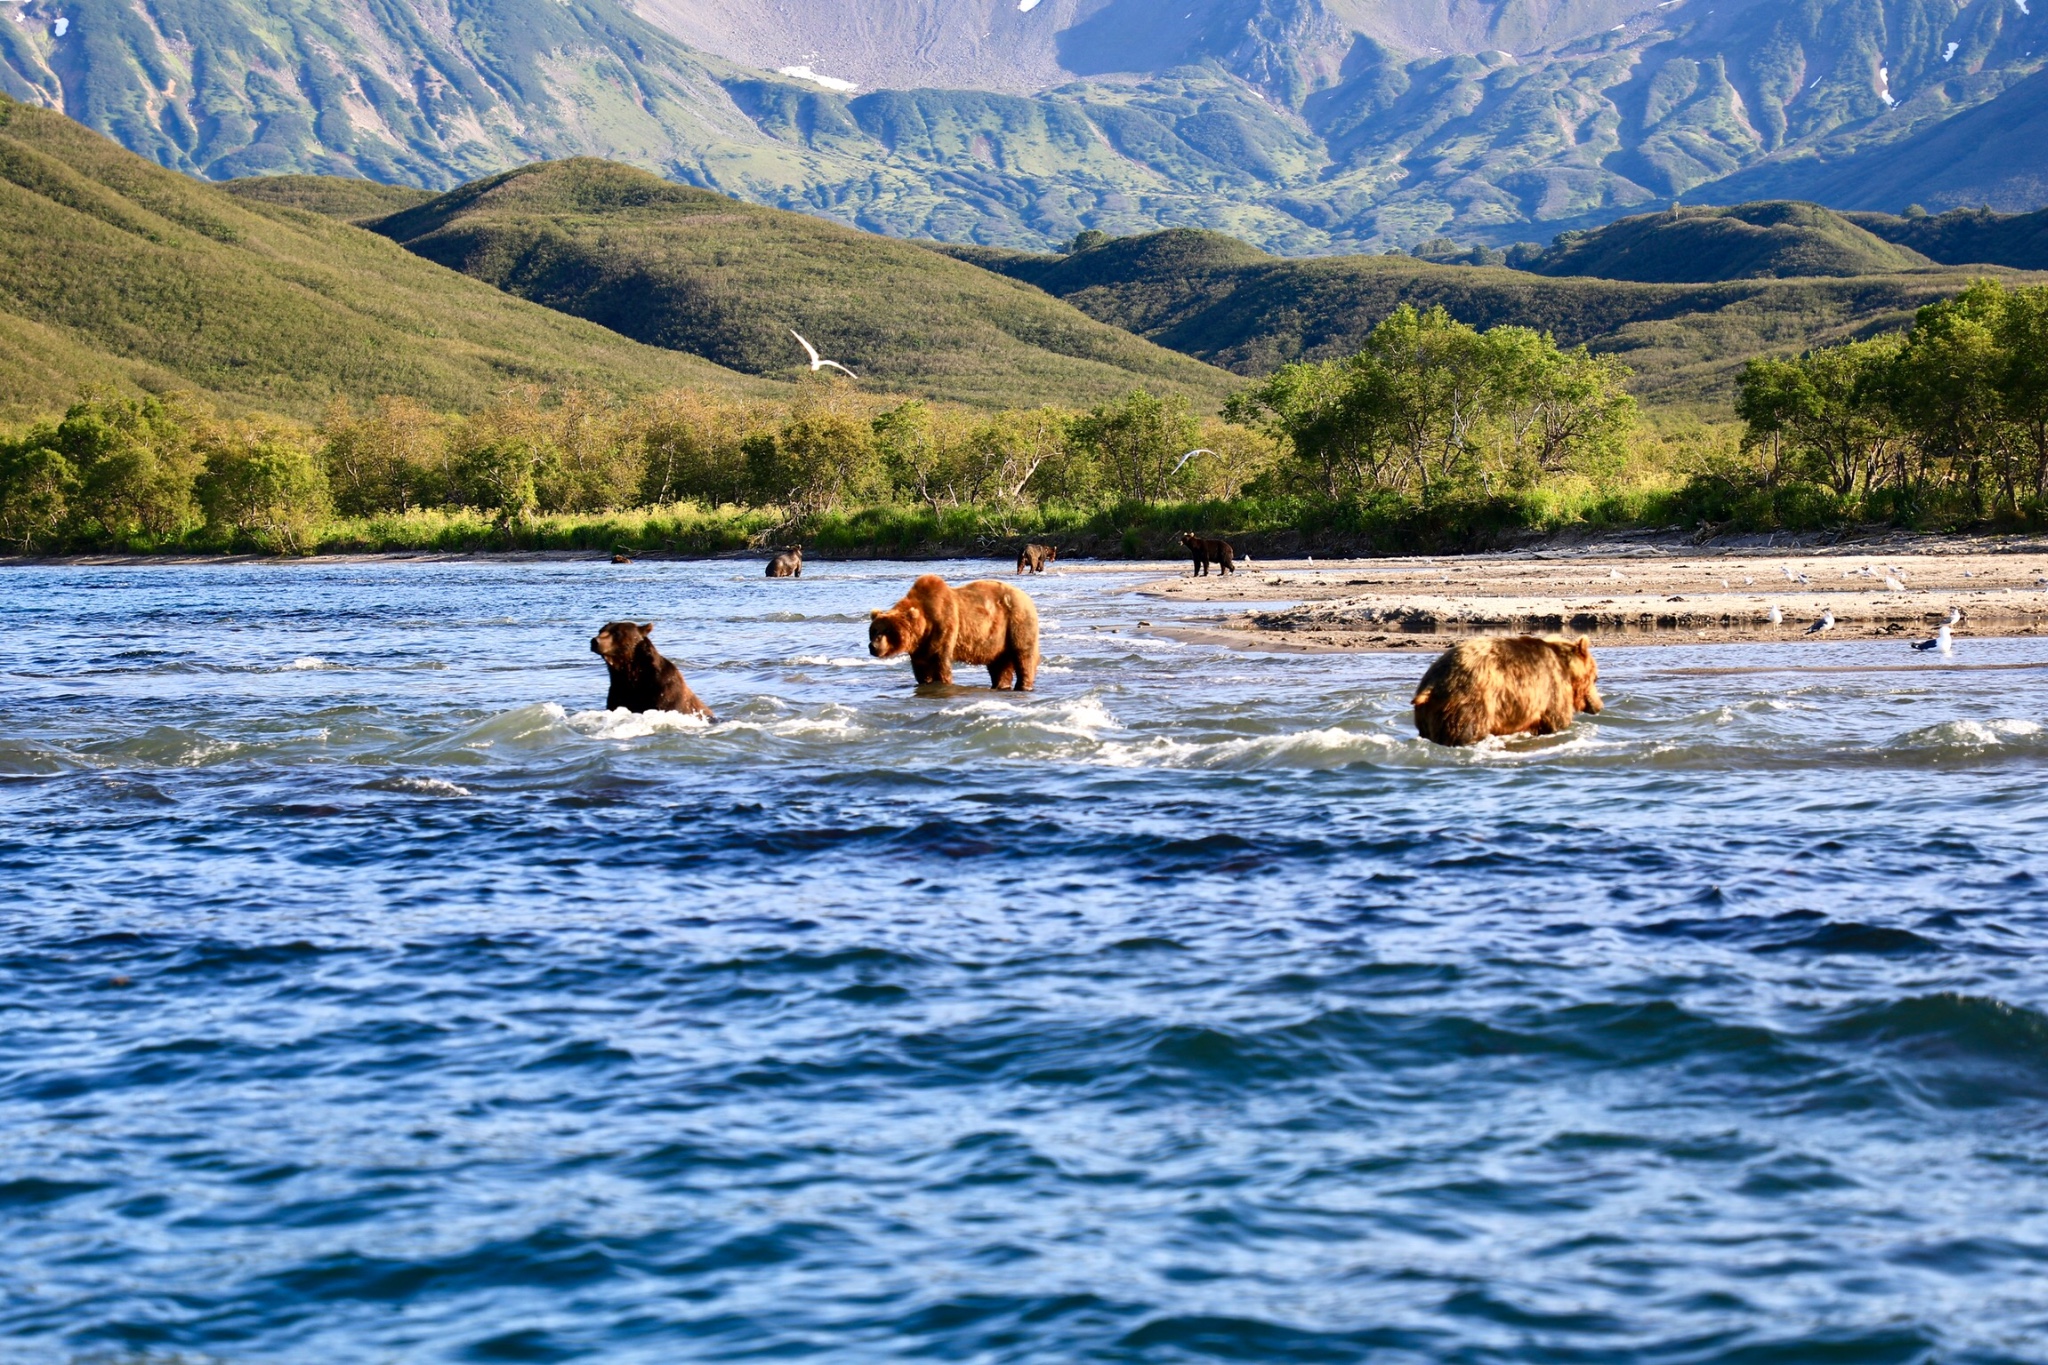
[1136,546,2048,650]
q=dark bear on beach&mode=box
[590,622,714,719]
[1411,635,1601,746]
[1016,542,1057,574]
[1180,532,1235,576]
[766,546,803,578]
[869,574,1040,690]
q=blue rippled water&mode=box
[4,557,2048,1364]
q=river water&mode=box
[2,558,2045,1364]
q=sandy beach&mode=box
[1133,543,2048,650]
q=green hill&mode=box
[1524,203,1932,282]
[220,175,438,224]
[366,159,1239,409]
[0,97,764,422]
[1844,206,2048,272]
[943,227,2033,405]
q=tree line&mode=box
[1733,279,2048,525]
[8,283,2043,554]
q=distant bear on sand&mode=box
[766,546,803,578]
[1016,543,1057,574]
[869,574,1040,690]
[591,622,714,719]
[1180,532,1235,575]
[1412,636,1602,746]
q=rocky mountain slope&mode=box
[3,0,2047,251]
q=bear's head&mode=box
[1554,635,1602,714]
[868,606,917,659]
[592,621,656,667]
[1179,531,1197,548]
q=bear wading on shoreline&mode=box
[869,574,1040,690]
[591,622,714,719]
[766,546,803,578]
[1016,543,1056,574]
[1412,635,1602,746]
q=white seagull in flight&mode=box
[1170,448,1217,477]
[791,330,858,378]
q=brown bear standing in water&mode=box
[1016,543,1057,574]
[590,622,714,719]
[868,574,1040,690]
[766,546,803,578]
[1412,635,1601,746]
[1180,532,1235,575]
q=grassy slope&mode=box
[941,229,2033,404]
[220,175,439,223]
[0,97,766,421]
[368,159,1239,410]
[1845,206,2048,271]
[1527,203,1932,282]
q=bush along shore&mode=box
[6,290,2048,559]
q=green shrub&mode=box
[196,429,331,553]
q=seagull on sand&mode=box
[1912,624,1954,654]
[1767,604,1783,626]
[1169,448,1217,477]
[1805,608,1835,635]
[790,330,857,378]
[1947,605,1965,625]
[1885,575,1906,591]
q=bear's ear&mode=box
[1574,636,1591,659]
[869,609,882,619]
[640,623,654,634]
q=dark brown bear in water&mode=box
[590,622,713,719]
[1180,532,1235,575]
[1412,635,1602,746]
[1016,542,1056,574]
[868,574,1040,690]
[766,546,803,578]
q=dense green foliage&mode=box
[943,228,2038,403]
[1527,203,1932,282]
[1846,204,2048,271]
[367,159,1237,410]
[1722,279,2048,527]
[0,97,763,422]
[1227,306,1636,500]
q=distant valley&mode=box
[6,0,2048,253]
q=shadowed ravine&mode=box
[2,559,2045,1363]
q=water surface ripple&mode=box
[3,559,2046,1363]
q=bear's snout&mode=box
[1581,685,1604,714]
[590,635,606,655]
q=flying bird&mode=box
[790,330,857,378]
[1911,624,1954,653]
[1885,575,1905,591]
[1169,448,1217,477]
[1805,608,1835,635]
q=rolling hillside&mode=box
[8,0,2048,253]
[1522,203,1932,282]
[1846,205,2048,271]
[366,159,1239,409]
[944,228,2033,403]
[0,96,761,420]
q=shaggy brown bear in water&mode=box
[766,546,803,578]
[1016,543,1057,574]
[868,574,1040,690]
[590,622,713,719]
[1412,635,1601,747]
[1180,532,1235,575]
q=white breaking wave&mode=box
[282,656,335,670]
[1897,718,2044,749]
[789,654,885,668]
[567,706,713,740]
[947,694,1121,741]
[379,776,474,798]
[1094,725,1409,771]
